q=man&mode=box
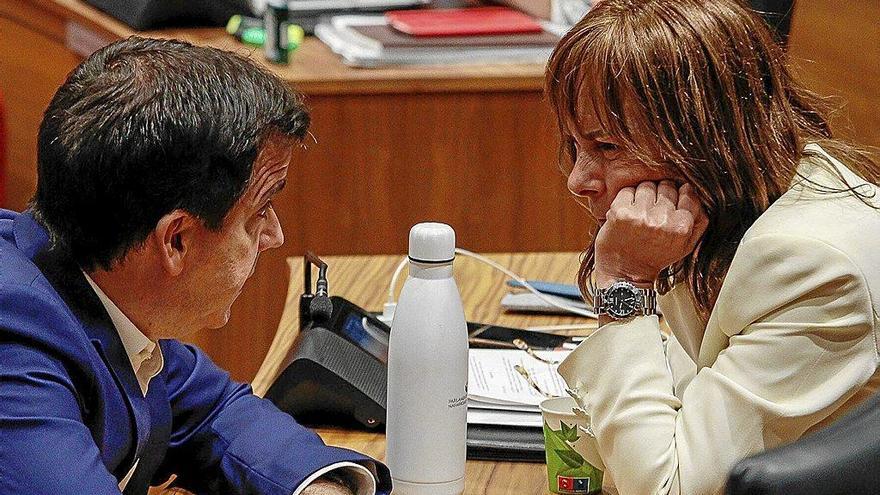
[0,37,391,495]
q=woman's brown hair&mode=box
[546,0,880,318]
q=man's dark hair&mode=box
[32,36,310,271]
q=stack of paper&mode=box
[467,348,571,428]
[315,15,566,67]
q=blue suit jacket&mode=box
[0,210,392,495]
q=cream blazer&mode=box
[558,144,880,495]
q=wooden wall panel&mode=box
[787,0,880,148]
[0,15,80,210]
[290,91,578,255]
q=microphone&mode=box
[309,264,333,322]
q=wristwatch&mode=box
[594,280,657,320]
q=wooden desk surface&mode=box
[253,252,595,495]
[6,0,546,95]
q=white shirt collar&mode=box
[82,272,164,396]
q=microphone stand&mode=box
[301,252,332,329]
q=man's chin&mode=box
[188,307,233,334]
[201,288,246,331]
[205,309,233,330]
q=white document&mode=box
[468,400,539,413]
[466,408,544,428]
[467,349,571,408]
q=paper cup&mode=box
[540,397,604,494]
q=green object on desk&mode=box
[225,15,305,52]
[241,25,305,51]
[226,14,263,37]
[541,397,604,494]
[226,14,243,35]
[543,420,603,494]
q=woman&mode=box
[547,1,880,493]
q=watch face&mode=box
[606,283,640,319]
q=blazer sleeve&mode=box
[0,289,122,495]
[155,340,391,495]
[558,233,879,495]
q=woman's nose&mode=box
[567,157,604,198]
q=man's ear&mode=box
[153,210,197,276]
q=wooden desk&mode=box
[252,252,594,495]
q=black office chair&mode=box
[726,387,880,494]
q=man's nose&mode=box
[260,208,284,251]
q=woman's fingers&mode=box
[595,181,709,284]
[655,180,678,209]
[676,183,700,214]
[634,181,657,206]
[676,183,709,247]
[611,186,636,209]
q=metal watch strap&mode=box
[595,282,658,318]
[641,288,658,316]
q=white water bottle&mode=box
[386,223,469,495]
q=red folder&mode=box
[385,7,544,37]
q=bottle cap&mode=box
[408,222,455,264]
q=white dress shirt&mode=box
[82,274,376,495]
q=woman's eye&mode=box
[597,141,620,153]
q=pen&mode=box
[468,337,518,349]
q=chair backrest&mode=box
[726,387,880,494]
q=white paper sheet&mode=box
[466,408,544,428]
[467,349,571,408]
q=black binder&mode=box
[468,424,546,462]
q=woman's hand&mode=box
[594,180,708,288]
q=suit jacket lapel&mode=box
[697,312,729,369]
[123,371,172,495]
[32,244,152,473]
